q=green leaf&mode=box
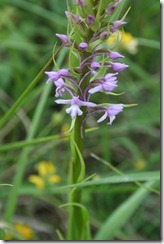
[60,203,91,240]
[56,171,160,192]
[137,38,160,49]
[94,181,157,240]
[0,127,97,152]
[71,137,85,183]
[0,46,62,129]
[0,229,5,240]
[5,0,67,27]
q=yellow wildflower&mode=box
[134,159,146,170]
[28,161,61,189]
[15,223,33,239]
[107,30,138,54]
[5,223,33,240]
[48,175,61,183]
[38,161,56,176]
[28,175,45,189]
[5,233,12,240]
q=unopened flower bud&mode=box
[79,42,88,52]
[87,15,95,25]
[72,0,86,6]
[56,34,69,47]
[65,11,80,24]
[100,31,108,40]
[111,62,128,71]
[91,61,100,70]
[109,51,125,60]
[106,0,122,14]
[105,5,116,14]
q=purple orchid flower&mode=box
[45,69,70,83]
[97,104,123,124]
[54,78,66,97]
[89,73,118,94]
[55,96,96,119]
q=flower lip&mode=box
[66,104,83,119]
[55,96,96,119]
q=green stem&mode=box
[67,115,84,240]
[67,112,91,240]
[67,64,92,240]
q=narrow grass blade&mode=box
[57,171,159,190]
[0,46,62,129]
[94,181,157,240]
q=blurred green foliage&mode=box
[0,0,160,241]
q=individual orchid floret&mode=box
[56,34,70,47]
[90,61,100,70]
[54,78,66,97]
[89,73,118,94]
[54,78,74,97]
[87,15,95,25]
[45,69,70,83]
[109,50,125,60]
[55,96,96,119]
[110,20,127,33]
[111,62,128,72]
[97,104,123,124]
[79,42,88,52]
[72,0,86,6]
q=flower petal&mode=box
[108,115,116,124]
[97,111,108,123]
[66,104,83,119]
[89,85,102,94]
[55,99,72,105]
